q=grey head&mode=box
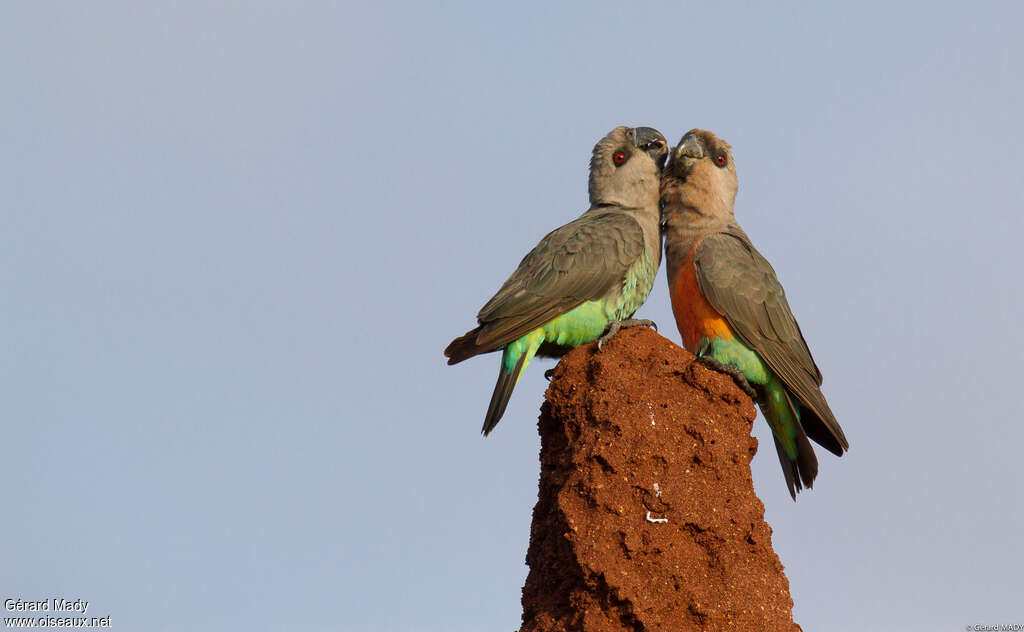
[663,128,739,219]
[588,125,669,207]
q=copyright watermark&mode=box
[4,597,111,629]
[966,626,1024,631]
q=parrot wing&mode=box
[445,209,645,362]
[694,230,849,455]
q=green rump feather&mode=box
[699,336,800,461]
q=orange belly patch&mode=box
[670,251,734,352]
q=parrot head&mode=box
[588,125,668,206]
[663,129,738,218]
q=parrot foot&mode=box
[596,318,658,351]
[696,356,757,399]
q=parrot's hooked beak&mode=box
[676,133,704,161]
[632,126,669,170]
[667,132,704,177]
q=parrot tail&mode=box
[761,384,819,500]
[482,352,528,436]
[771,430,819,500]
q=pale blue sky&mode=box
[2,2,1022,631]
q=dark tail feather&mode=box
[445,327,486,365]
[773,393,820,500]
[482,353,527,436]
[773,435,801,501]
[773,427,820,500]
[794,419,819,490]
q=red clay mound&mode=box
[520,327,800,632]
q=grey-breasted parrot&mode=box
[446,126,668,434]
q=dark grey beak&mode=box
[632,126,668,170]
[676,133,704,160]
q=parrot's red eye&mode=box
[613,152,626,165]
[714,154,727,167]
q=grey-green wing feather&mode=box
[695,230,849,455]
[471,210,645,350]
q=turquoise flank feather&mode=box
[759,373,801,461]
[699,336,801,461]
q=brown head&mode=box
[588,126,669,208]
[661,129,738,224]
